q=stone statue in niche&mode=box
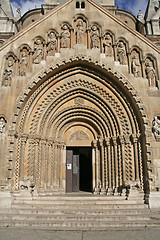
[47,32,57,56]
[117,41,126,65]
[0,117,6,136]
[61,24,70,48]
[3,58,14,86]
[131,54,141,78]
[152,116,160,139]
[103,34,113,57]
[19,51,28,76]
[145,59,156,87]
[91,25,100,49]
[33,38,43,64]
[76,20,83,44]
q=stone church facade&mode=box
[0,0,160,208]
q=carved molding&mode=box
[7,56,153,191]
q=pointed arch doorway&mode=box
[11,58,150,199]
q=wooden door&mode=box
[66,148,79,192]
[66,149,73,192]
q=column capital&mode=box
[124,135,130,145]
[105,137,110,146]
[98,137,103,147]
[118,135,125,145]
[20,134,28,144]
[92,140,98,148]
[111,136,117,145]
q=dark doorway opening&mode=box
[66,147,92,193]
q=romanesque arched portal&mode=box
[12,58,149,196]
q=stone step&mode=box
[13,194,144,201]
[0,219,157,230]
[0,212,150,221]
[11,202,148,210]
[0,208,149,215]
[0,194,153,230]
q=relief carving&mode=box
[117,41,127,65]
[131,51,141,78]
[19,50,28,76]
[74,97,85,106]
[0,117,6,136]
[60,24,70,48]
[47,31,57,56]
[103,33,113,57]
[33,38,44,64]
[70,131,89,140]
[2,57,14,86]
[145,59,156,87]
[91,25,100,49]
[76,20,84,44]
[152,116,160,139]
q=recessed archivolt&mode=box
[40,91,122,138]
[8,56,154,190]
[49,106,113,139]
[14,56,148,134]
[27,77,137,139]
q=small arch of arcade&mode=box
[10,57,151,197]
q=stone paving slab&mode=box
[0,228,160,240]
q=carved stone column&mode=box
[137,134,143,189]
[141,59,146,78]
[34,137,40,185]
[131,134,139,181]
[40,138,47,189]
[119,135,126,186]
[112,137,118,192]
[29,51,32,72]
[59,141,66,191]
[128,51,132,74]
[70,28,74,49]
[124,134,131,183]
[105,137,112,193]
[19,134,28,180]
[57,35,60,53]
[55,141,61,189]
[47,139,53,188]
[93,139,100,194]
[111,138,115,191]
[43,43,47,60]
[99,137,106,194]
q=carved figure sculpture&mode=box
[145,60,156,87]
[61,25,70,48]
[131,55,141,78]
[152,116,160,139]
[19,51,28,76]
[103,34,113,57]
[3,59,14,86]
[117,41,126,65]
[33,39,43,64]
[91,25,100,48]
[0,117,5,135]
[47,32,57,56]
[76,20,83,44]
